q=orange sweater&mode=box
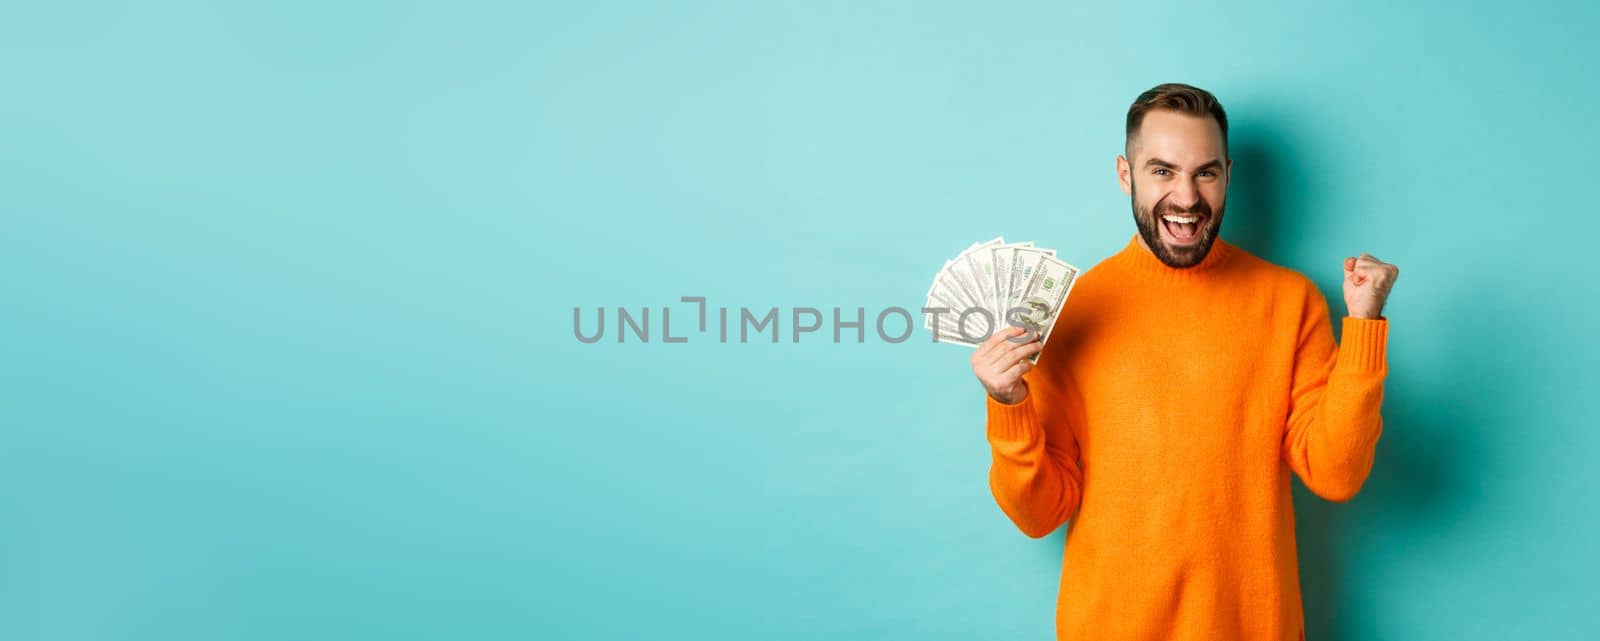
[987,234,1388,641]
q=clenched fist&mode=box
[972,326,1045,405]
[1343,252,1400,319]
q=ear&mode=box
[1117,155,1132,196]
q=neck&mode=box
[1117,232,1234,284]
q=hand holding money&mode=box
[972,326,1043,404]
[924,236,1079,365]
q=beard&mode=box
[1130,180,1225,268]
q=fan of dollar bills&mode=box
[924,236,1080,362]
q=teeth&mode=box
[1162,215,1199,224]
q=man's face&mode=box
[1117,110,1231,268]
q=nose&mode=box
[1168,178,1200,210]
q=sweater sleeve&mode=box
[1281,285,1390,503]
[986,367,1086,538]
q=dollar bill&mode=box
[948,237,1003,319]
[1011,254,1080,363]
[1005,246,1056,316]
[989,242,1033,323]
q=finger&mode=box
[997,324,1029,343]
[1344,256,1357,272]
[990,336,1045,368]
[988,325,1030,356]
[999,323,1033,344]
[998,330,1044,357]
[972,332,1007,365]
[996,358,1033,384]
[974,327,1017,360]
[1361,268,1394,289]
[1004,337,1046,365]
[1353,261,1392,279]
[986,323,1031,349]
[985,334,1028,368]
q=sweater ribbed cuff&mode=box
[1336,316,1389,374]
[986,392,1042,446]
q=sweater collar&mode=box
[1110,232,1235,283]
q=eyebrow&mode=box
[1144,157,1225,173]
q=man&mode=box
[970,83,1399,641]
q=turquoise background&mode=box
[4,1,1596,639]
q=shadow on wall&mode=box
[1225,118,1489,641]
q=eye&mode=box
[1153,168,1171,176]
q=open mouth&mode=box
[1159,212,1207,244]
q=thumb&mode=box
[1343,257,1368,286]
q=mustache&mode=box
[1154,198,1213,218]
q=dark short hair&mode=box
[1125,83,1229,156]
